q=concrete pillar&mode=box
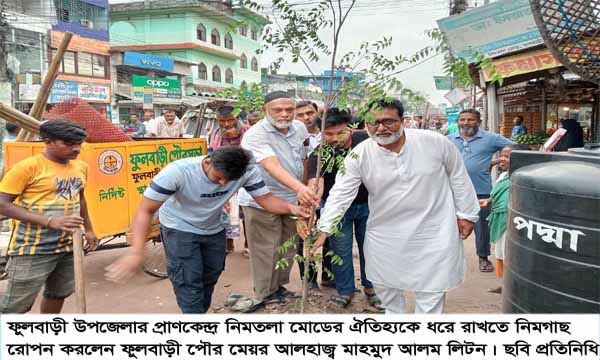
[486,82,499,133]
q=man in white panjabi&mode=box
[312,98,480,314]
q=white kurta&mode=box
[319,129,480,292]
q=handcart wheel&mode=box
[143,236,168,278]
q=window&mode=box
[196,24,206,41]
[53,0,108,31]
[198,63,207,80]
[63,51,76,74]
[92,54,106,78]
[239,25,248,36]
[211,29,220,46]
[14,29,44,74]
[240,54,247,69]
[251,28,258,41]
[51,49,107,78]
[251,57,258,72]
[78,52,93,76]
[224,33,233,50]
[212,66,221,82]
[225,69,233,84]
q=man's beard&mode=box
[460,126,478,137]
[367,127,404,145]
[266,114,291,129]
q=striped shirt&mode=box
[0,154,87,255]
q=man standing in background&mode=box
[153,110,184,138]
[247,112,261,127]
[4,124,19,142]
[142,111,157,137]
[448,109,513,273]
[209,105,250,254]
[295,101,321,152]
[511,116,527,137]
[129,114,146,137]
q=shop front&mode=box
[47,79,112,119]
[111,51,193,123]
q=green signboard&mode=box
[132,75,181,99]
[434,76,453,91]
[445,106,463,116]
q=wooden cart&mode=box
[3,138,207,278]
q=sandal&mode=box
[330,294,353,308]
[262,292,283,305]
[277,287,300,299]
[479,258,494,272]
[364,290,384,310]
[234,299,264,313]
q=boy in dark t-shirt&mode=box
[302,108,381,309]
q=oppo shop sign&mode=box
[131,75,181,99]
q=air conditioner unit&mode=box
[80,19,93,28]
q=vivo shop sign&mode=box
[123,51,174,72]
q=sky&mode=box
[108,0,452,106]
[255,0,451,106]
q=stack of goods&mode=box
[44,98,132,143]
[500,112,543,138]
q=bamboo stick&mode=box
[16,32,73,140]
[0,103,41,133]
[72,229,87,314]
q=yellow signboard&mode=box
[484,49,562,81]
[4,139,207,239]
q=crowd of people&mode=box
[124,109,186,138]
[0,91,589,315]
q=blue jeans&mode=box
[161,226,226,314]
[329,202,372,296]
[475,194,491,257]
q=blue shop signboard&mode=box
[123,51,174,72]
[50,80,78,104]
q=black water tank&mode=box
[503,149,600,313]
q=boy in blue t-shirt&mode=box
[106,146,308,313]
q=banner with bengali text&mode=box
[2,314,599,360]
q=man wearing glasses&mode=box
[311,98,479,314]
[448,109,514,273]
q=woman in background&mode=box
[483,144,528,294]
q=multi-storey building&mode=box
[2,0,54,111]
[262,69,361,105]
[109,0,269,96]
[49,0,112,118]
